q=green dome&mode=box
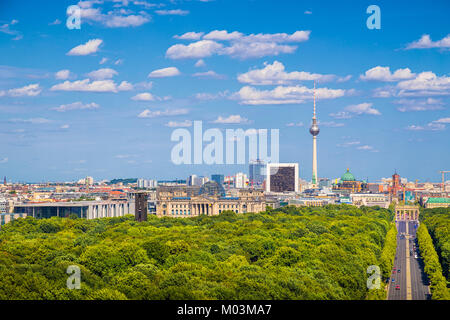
[341,168,356,182]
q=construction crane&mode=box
[440,171,450,192]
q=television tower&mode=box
[309,82,320,188]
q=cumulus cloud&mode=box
[67,39,103,56]
[405,34,450,50]
[131,92,156,101]
[212,115,249,124]
[2,83,42,97]
[286,122,304,127]
[192,70,225,79]
[148,67,181,78]
[166,30,311,60]
[394,98,445,112]
[435,117,450,124]
[165,120,193,127]
[74,1,150,28]
[50,79,132,92]
[138,108,189,118]
[53,101,100,112]
[195,59,206,67]
[55,69,72,80]
[155,9,189,16]
[237,61,337,85]
[86,68,118,80]
[166,40,223,59]
[344,102,381,116]
[396,72,450,97]
[360,66,415,82]
[233,85,346,105]
[174,32,204,40]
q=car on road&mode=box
[395,285,400,290]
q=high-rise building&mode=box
[265,163,299,193]
[309,82,320,188]
[134,192,148,222]
[249,159,266,187]
[187,175,208,186]
[235,172,248,188]
[211,174,224,186]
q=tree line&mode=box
[0,204,396,300]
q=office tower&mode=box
[249,159,266,187]
[211,174,224,186]
[265,163,299,193]
[135,192,148,222]
[309,82,319,188]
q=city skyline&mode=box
[0,0,449,182]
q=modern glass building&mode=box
[211,174,224,186]
[249,159,266,187]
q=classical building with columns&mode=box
[395,204,420,221]
[156,185,265,217]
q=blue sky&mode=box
[0,0,449,183]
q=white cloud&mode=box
[0,157,8,164]
[192,70,224,79]
[319,121,344,128]
[10,118,51,124]
[131,92,156,101]
[50,79,132,92]
[357,145,374,150]
[67,39,103,56]
[203,30,243,41]
[329,111,353,119]
[406,122,446,131]
[138,108,189,118]
[435,117,450,124]
[61,124,70,129]
[337,141,360,148]
[148,67,181,78]
[237,61,336,85]
[49,19,61,25]
[165,120,193,127]
[114,59,124,65]
[55,69,72,80]
[195,59,206,67]
[344,102,381,116]
[6,83,42,97]
[99,57,108,64]
[195,91,229,100]
[406,34,450,50]
[394,98,445,112]
[86,68,118,80]
[360,66,415,82]
[396,72,450,96]
[53,101,100,112]
[286,122,304,127]
[221,42,297,59]
[166,30,311,60]
[166,40,223,59]
[233,85,346,105]
[74,2,150,28]
[212,115,249,124]
[174,32,204,40]
[156,9,189,16]
[304,10,312,14]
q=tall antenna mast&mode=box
[313,81,316,119]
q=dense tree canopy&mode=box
[0,205,395,300]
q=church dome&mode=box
[341,168,356,182]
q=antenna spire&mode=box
[313,81,316,119]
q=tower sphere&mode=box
[309,124,320,136]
